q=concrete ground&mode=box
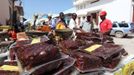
[113,34,134,54]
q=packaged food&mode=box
[15,42,61,69]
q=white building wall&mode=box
[75,0,132,23]
[103,0,132,22]
[0,0,11,24]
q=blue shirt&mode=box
[50,18,57,29]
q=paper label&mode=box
[0,65,19,71]
[31,38,40,44]
[85,44,102,52]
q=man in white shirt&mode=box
[81,15,92,32]
[75,15,92,33]
[69,13,77,29]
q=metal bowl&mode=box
[55,29,73,39]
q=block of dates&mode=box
[72,50,102,73]
[14,42,61,69]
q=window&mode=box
[113,24,117,27]
[130,23,134,28]
[118,23,129,27]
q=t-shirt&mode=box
[56,21,66,29]
[82,21,92,32]
[50,18,58,29]
[69,19,77,29]
[42,25,51,32]
[100,19,112,33]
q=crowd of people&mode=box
[40,10,112,36]
[8,10,112,40]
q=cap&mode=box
[99,11,107,16]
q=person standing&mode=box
[33,14,38,30]
[56,12,67,29]
[47,14,56,29]
[47,14,52,25]
[80,15,92,32]
[99,11,112,36]
[69,13,78,29]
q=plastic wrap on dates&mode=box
[59,39,92,49]
[103,53,121,69]
[59,39,94,54]
[30,58,63,75]
[59,40,78,55]
[76,32,113,44]
[80,43,126,69]
[90,44,125,68]
[10,40,33,60]
[76,32,100,37]
[15,42,61,69]
[0,71,19,75]
[72,50,102,72]
[31,56,75,75]
[0,61,17,66]
[91,44,125,59]
[0,61,19,75]
[16,36,49,46]
[53,57,75,75]
[59,40,79,49]
[16,40,32,46]
[10,36,53,60]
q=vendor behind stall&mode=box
[80,15,92,32]
[69,13,78,30]
[56,12,67,29]
[99,11,112,36]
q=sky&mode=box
[23,0,73,19]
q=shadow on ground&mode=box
[125,35,134,39]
